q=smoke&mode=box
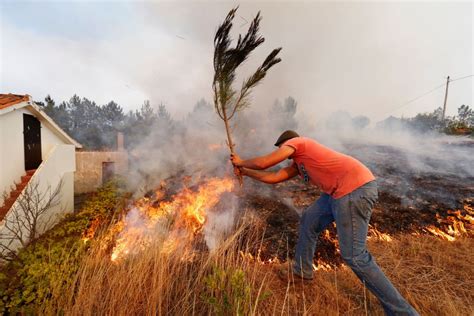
[203,192,239,251]
[308,114,474,207]
[2,2,471,119]
[125,92,473,240]
[54,2,469,251]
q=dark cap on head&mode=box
[274,130,300,147]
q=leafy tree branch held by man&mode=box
[213,7,282,185]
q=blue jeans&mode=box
[293,181,418,316]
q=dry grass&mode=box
[45,218,473,316]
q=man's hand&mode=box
[233,166,242,177]
[230,153,244,167]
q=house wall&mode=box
[75,151,128,194]
[0,109,26,204]
[0,144,76,253]
[0,108,69,204]
[40,117,65,159]
[33,144,76,224]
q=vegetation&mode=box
[0,180,62,260]
[0,181,126,314]
[377,105,474,135]
[36,88,471,151]
[213,7,282,162]
[37,94,303,151]
[0,185,472,315]
[444,104,474,135]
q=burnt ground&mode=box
[237,180,473,267]
[234,142,474,266]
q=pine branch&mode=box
[213,7,282,185]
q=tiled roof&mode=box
[0,94,31,110]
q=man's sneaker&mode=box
[276,263,313,282]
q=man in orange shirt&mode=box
[231,130,418,316]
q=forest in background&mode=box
[36,95,473,150]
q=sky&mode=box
[0,0,472,123]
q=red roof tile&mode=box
[0,94,31,110]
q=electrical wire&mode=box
[450,74,473,82]
[380,74,472,118]
[381,82,446,117]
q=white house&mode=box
[0,94,81,254]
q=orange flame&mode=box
[368,225,393,242]
[82,217,101,243]
[312,259,333,271]
[424,207,473,241]
[111,177,235,261]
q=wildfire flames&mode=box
[368,224,393,242]
[111,177,235,261]
[82,217,101,243]
[424,206,474,242]
[101,172,471,268]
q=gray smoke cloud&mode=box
[2,2,472,121]
[118,87,473,252]
[139,2,472,121]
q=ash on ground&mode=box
[237,142,473,266]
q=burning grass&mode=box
[110,177,235,261]
[51,220,474,315]
[1,174,473,315]
[52,176,474,315]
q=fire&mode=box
[312,259,333,271]
[423,207,473,241]
[368,225,393,242]
[82,217,101,243]
[424,226,456,242]
[111,177,235,261]
[239,251,281,265]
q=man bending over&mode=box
[231,130,418,316]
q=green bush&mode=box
[0,180,126,314]
[202,265,271,315]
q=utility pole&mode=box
[441,76,450,122]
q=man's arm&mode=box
[231,146,295,170]
[240,164,298,184]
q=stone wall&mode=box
[75,151,128,194]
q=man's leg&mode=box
[293,193,334,279]
[331,181,418,316]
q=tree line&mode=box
[36,95,300,150]
[377,105,474,134]
[37,94,472,150]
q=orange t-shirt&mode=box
[284,137,375,199]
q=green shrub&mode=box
[0,181,127,313]
[202,265,270,315]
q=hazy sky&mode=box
[0,1,472,122]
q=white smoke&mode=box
[203,193,239,251]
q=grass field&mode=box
[53,218,473,315]
[1,181,472,315]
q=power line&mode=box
[450,74,473,82]
[381,82,446,117]
[381,74,473,118]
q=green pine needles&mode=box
[213,7,282,158]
